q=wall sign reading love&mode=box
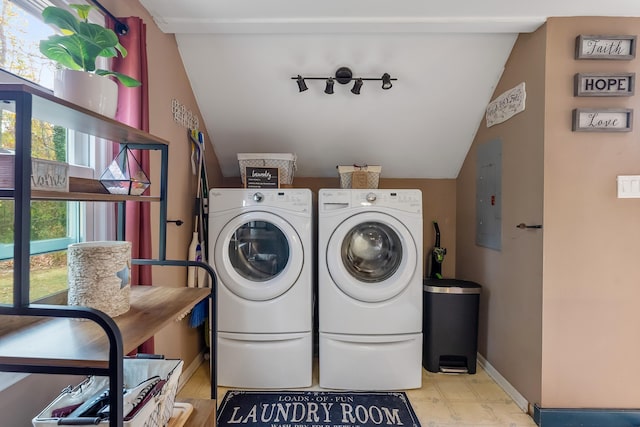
[572,109,633,132]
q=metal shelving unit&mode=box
[0,83,216,427]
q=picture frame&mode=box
[574,73,635,97]
[575,35,636,60]
[572,108,633,132]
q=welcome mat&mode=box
[217,390,421,427]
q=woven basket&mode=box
[338,165,381,189]
[32,359,183,427]
[237,153,296,185]
[67,241,131,317]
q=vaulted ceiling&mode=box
[139,0,640,179]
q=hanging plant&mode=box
[39,4,141,88]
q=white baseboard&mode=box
[178,351,205,392]
[477,353,529,413]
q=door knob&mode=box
[516,223,542,229]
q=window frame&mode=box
[0,0,115,259]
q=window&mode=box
[0,0,114,304]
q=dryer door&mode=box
[326,211,417,302]
[214,211,303,301]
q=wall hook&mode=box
[167,219,184,226]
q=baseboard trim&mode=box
[533,405,640,427]
[476,354,640,426]
[178,351,205,392]
[476,352,529,413]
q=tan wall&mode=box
[456,29,546,405]
[458,16,640,410]
[541,17,640,408]
[102,0,223,365]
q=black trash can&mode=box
[423,278,481,374]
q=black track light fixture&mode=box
[324,78,335,94]
[296,75,308,92]
[381,73,392,90]
[291,67,397,94]
[351,78,363,95]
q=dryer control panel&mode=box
[319,189,422,213]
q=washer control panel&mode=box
[209,188,312,213]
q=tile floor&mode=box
[177,359,537,427]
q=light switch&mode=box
[617,175,640,198]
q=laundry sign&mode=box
[245,166,280,188]
[485,82,526,128]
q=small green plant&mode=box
[39,4,141,87]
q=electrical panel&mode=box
[476,138,502,250]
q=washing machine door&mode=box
[214,211,303,301]
[326,211,417,302]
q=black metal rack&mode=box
[0,83,216,427]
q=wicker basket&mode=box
[67,241,131,318]
[32,358,183,427]
[238,153,296,185]
[338,165,381,189]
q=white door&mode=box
[326,211,417,302]
[214,211,303,301]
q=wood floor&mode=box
[177,359,537,427]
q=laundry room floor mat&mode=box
[217,390,421,427]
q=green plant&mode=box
[39,4,141,87]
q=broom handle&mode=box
[191,129,204,234]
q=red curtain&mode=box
[110,16,154,354]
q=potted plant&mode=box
[39,4,141,116]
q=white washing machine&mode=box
[208,188,313,388]
[318,189,423,390]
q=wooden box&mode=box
[0,154,69,192]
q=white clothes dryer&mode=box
[209,188,313,388]
[318,189,423,390]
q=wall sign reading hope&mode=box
[574,73,635,97]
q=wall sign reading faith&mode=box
[572,109,633,132]
[574,73,635,96]
[575,35,636,60]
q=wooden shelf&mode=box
[0,84,170,147]
[30,190,161,202]
[0,286,210,369]
[0,83,211,427]
[0,190,154,202]
[2,177,161,202]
